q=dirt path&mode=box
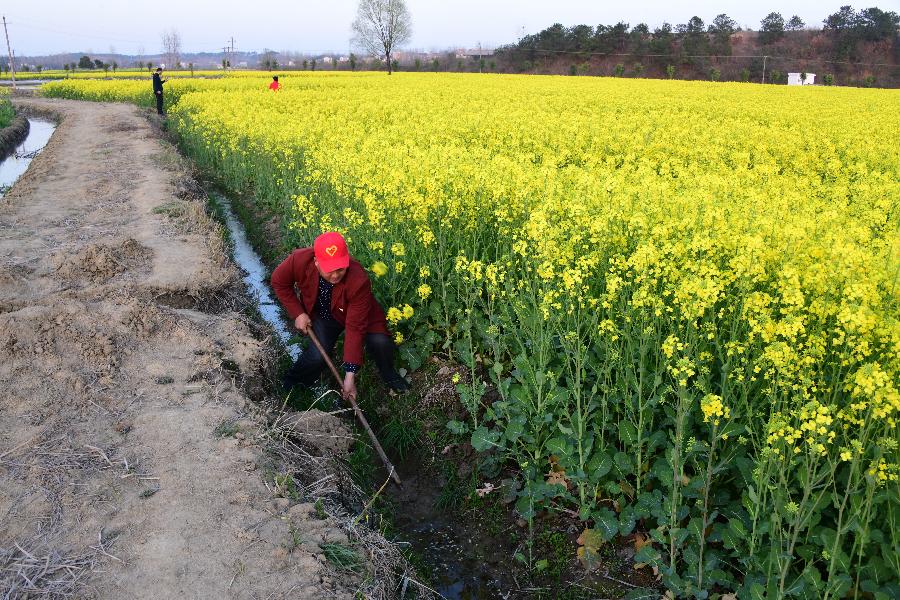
[0,98,367,599]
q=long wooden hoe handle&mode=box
[307,328,402,486]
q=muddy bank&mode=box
[0,98,407,599]
[0,115,29,159]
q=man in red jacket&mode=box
[271,232,409,400]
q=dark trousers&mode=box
[283,317,399,390]
[155,92,164,115]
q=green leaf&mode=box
[446,420,470,435]
[749,582,765,600]
[688,517,705,540]
[587,452,613,479]
[614,451,633,475]
[503,420,523,442]
[535,559,549,571]
[619,421,638,445]
[470,427,500,452]
[545,436,570,458]
[728,517,747,540]
[595,512,619,541]
[634,545,661,565]
[624,589,658,600]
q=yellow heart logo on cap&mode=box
[325,245,338,257]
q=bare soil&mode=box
[0,98,377,599]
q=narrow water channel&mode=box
[0,119,56,196]
[208,193,301,360]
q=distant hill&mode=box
[495,6,900,87]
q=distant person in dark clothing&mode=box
[269,75,281,91]
[152,67,167,115]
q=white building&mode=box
[788,72,815,85]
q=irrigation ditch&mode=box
[178,139,654,598]
[0,116,55,196]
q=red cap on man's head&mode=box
[313,232,350,273]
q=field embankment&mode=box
[0,98,401,599]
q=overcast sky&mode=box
[7,0,900,57]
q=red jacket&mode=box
[271,248,389,365]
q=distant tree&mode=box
[351,0,412,75]
[78,55,92,69]
[63,63,70,77]
[431,57,438,70]
[857,7,900,41]
[138,60,145,71]
[350,53,358,70]
[221,58,227,70]
[188,62,194,76]
[311,59,317,71]
[414,57,421,70]
[708,14,736,55]
[678,16,708,60]
[21,64,30,72]
[111,61,118,73]
[147,64,153,73]
[609,21,630,51]
[36,64,43,73]
[759,12,785,45]
[489,60,496,71]
[261,50,278,71]
[161,28,182,68]
[391,58,399,72]
[740,67,750,82]
[569,24,593,51]
[457,60,463,71]
[823,6,860,60]
[632,62,644,76]
[102,62,110,73]
[650,23,675,65]
[709,67,721,81]
[479,57,485,72]
[614,63,625,76]
[786,15,805,31]
[302,59,308,70]
[666,64,676,78]
[569,63,577,76]
[629,23,650,55]
[823,73,834,85]
[94,58,104,70]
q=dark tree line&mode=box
[498,5,899,64]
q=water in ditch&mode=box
[208,193,301,360]
[0,119,56,197]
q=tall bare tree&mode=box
[351,0,412,74]
[161,29,181,69]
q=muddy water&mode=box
[208,193,301,360]
[0,119,56,196]
[388,460,513,599]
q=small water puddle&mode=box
[209,193,301,360]
[0,119,56,197]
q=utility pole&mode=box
[762,55,768,84]
[229,37,235,69]
[478,41,482,73]
[2,16,15,90]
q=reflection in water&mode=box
[209,193,301,360]
[0,119,56,196]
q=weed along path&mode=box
[0,98,390,598]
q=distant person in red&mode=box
[269,75,281,91]
[271,232,410,400]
